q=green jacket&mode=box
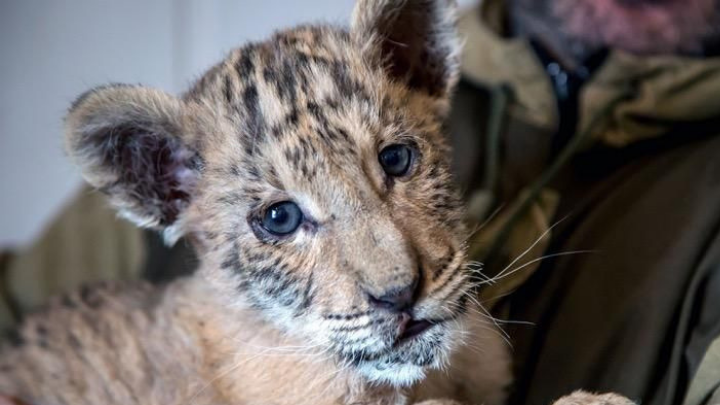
[451,1,720,405]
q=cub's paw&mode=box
[551,391,635,405]
[415,400,464,405]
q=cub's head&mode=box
[65,0,469,386]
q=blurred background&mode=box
[0,0,478,248]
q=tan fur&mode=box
[0,1,632,405]
[551,391,636,405]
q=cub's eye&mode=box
[378,144,413,177]
[261,201,303,235]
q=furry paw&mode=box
[415,400,464,405]
[551,391,635,405]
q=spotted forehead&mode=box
[184,25,424,187]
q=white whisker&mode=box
[492,250,596,283]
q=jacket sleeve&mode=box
[682,247,720,405]
[683,337,720,405]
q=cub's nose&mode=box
[366,279,419,313]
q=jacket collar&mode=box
[459,0,720,148]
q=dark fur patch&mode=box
[79,285,103,308]
[235,45,257,78]
[221,249,243,273]
[242,84,267,146]
[6,330,25,348]
[298,271,316,313]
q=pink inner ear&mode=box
[105,127,201,227]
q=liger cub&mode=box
[0,1,634,405]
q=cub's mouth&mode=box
[332,312,458,386]
[395,316,442,345]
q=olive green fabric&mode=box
[685,337,720,405]
[0,188,145,330]
[453,2,720,405]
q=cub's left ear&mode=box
[64,84,201,244]
[351,0,460,98]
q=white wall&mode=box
[0,0,477,247]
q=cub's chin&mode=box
[352,322,457,387]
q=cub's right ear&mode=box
[65,84,201,242]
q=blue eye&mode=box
[262,201,303,235]
[379,144,413,177]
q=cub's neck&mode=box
[169,275,407,405]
